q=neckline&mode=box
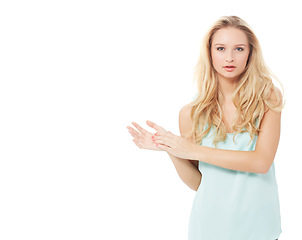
[207,124,247,136]
[227,132,236,135]
[227,128,249,135]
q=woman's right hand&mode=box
[127,120,168,151]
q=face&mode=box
[210,27,250,82]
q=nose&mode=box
[226,58,233,63]
[226,50,234,63]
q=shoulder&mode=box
[179,102,194,138]
[255,87,282,172]
[265,85,283,112]
[269,85,283,102]
[260,86,282,129]
[179,102,194,119]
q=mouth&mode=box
[224,66,236,72]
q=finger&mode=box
[132,122,149,135]
[146,120,165,132]
[127,126,141,139]
[156,143,172,152]
[128,129,142,144]
[154,138,173,148]
[166,131,175,137]
[153,135,169,141]
[154,134,173,141]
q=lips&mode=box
[224,66,236,72]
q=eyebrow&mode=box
[214,43,247,47]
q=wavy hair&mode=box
[189,16,284,146]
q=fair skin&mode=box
[127,27,282,191]
[211,27,250,132]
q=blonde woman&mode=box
[127,16,283,240]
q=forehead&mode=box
[212,27,249,45]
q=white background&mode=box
[0,0,301,239]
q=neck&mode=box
[218,76,237,101]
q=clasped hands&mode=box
[127,120,196,160]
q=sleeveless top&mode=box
[188,125,282,240]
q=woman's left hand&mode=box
[153,131,197,160]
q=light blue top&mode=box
[188,125,282,240]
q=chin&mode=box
[218,73,240,82]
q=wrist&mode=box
[189,143,202,161]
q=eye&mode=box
[217,47,224,51]
[236,47,244,51]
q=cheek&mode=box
[238,53,250,68]
[211,51,223,69]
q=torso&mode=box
[221,100,239,133]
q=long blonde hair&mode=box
[190,16,284,145]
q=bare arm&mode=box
[155,88,283,174]
[168,103,201,191]
[190,89,282,174]
[168,153,201,191]
[127,111,201,191]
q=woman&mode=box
[127,16,283,240]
